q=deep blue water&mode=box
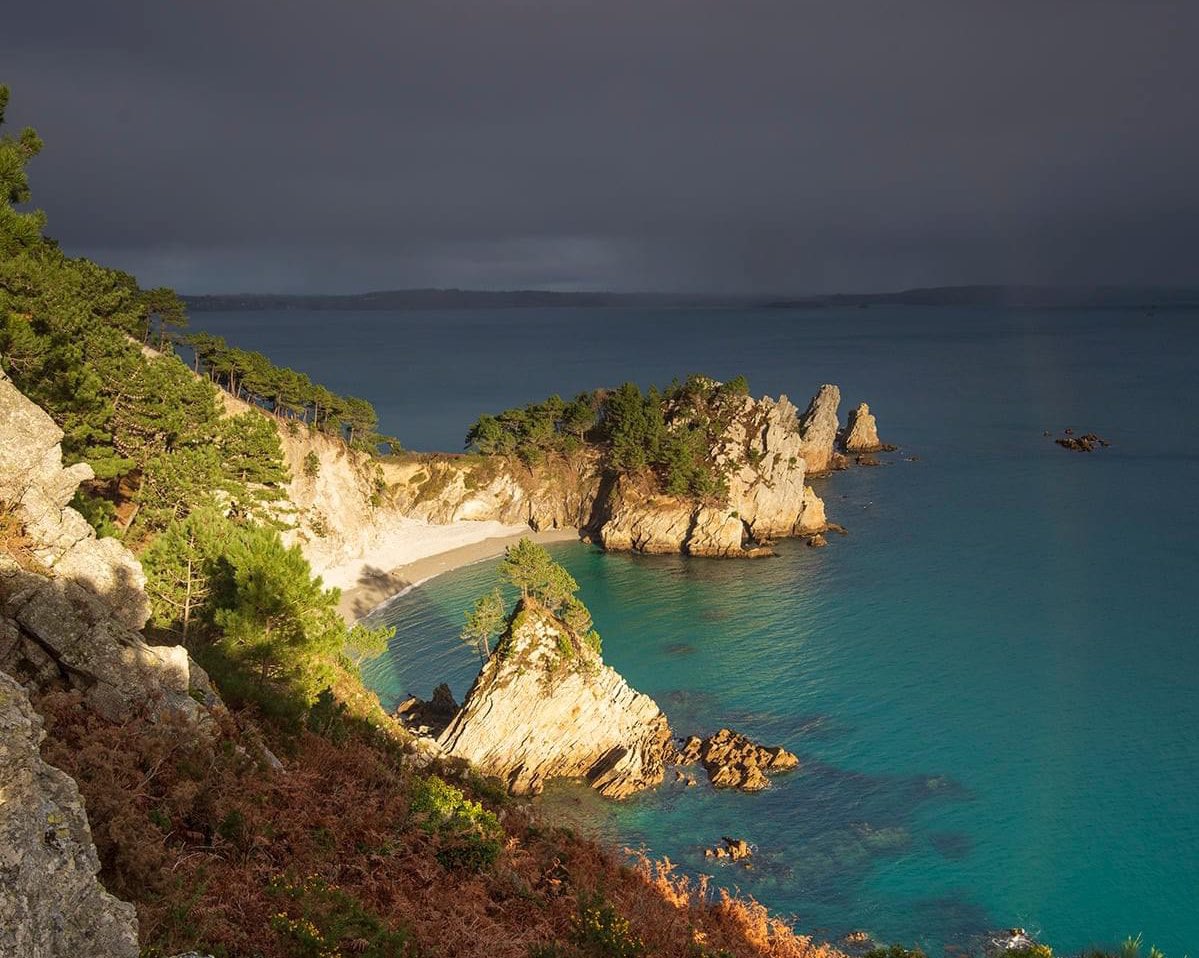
[192,307,1199,955]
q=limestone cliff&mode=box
[0,369,216,723]
[0,669,140,958]
[383,451,601,532]
[438,602,673,798]
[595,390,830,555]
[380,387,836,559]
[206,379,861,570]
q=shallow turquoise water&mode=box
[194,306,1199,954]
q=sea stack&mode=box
[438,600,673,798]
[841,402,886,453]
[797,384,842,474]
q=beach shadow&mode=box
[343,564,419,621]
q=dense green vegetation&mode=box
[187,331,397,452]
[461,538,602,661]
[0,86,391,723]
[465,373,751,501]
[408,774,504,872]
[466,391,601,463]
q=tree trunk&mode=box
[182,553,193,643]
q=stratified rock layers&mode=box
[439,603,672,798]
[0,670,139,958]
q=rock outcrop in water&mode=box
[437,601,673,798]
[677,728,799,791]
[841,402,888,453]
[797,384,843,474]
[0,368,217,723]
[593,389,834,554]
[0,669,140,958]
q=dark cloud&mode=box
[4,1,1197,293]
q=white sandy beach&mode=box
[325,519,579,622]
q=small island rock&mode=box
[677,728,799,791]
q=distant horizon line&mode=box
[181,283,1199,312]
[183,282,1199,298]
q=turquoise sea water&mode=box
[192,307,1199,954]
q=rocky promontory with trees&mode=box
[398,538,803,801]
[386,377,887,560]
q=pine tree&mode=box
[460,588,507,660]
[344,622,395,669]
[210,523,344,719]
[141,507,234,643]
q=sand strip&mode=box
[338,527,580,623]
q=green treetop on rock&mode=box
[464,374,748,503]
[461,588,507,661]
[483,538,602,659]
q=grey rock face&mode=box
[0,670,139,958]
[0,368,214,723]
[0,369,148,629]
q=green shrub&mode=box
[864,947,926,958]
[268,873,408,958]
[574,893,645,958]
[409,775,503,872]
[70,490,119,538]
[302,450,321,479]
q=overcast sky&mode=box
[3,1,1198,294]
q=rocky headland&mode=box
[377,381,890,567]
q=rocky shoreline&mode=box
[396,596,802,803]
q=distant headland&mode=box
[183,284,1199,312]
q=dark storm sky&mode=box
[3,2,1198,294]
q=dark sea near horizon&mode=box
[189,306,1199,955]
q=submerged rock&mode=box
[704,835,753,862]
[1054,431,1110,452]
[677,727,799,791]
[438,601,672,798]
[0,670,139,958]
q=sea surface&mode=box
[190,306,1199,955]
